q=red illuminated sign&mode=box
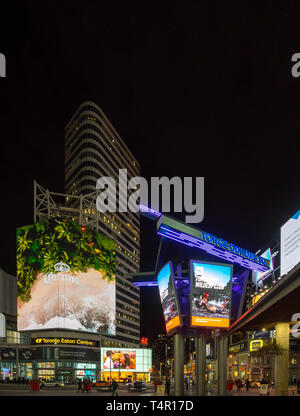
[141,337,148,345]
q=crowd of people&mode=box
[77,378,92,393]
[0,377,29,383]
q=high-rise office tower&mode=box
[64,101,141,347]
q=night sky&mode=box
[1,2,300,343]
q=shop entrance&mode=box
[57,370,73,384]
[75,370,96,382]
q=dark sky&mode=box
[1,2,300,342]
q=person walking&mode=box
[77,379,83,393]
[236,378,242,392]
[165,379,170,396]
[192,379,195,392]
[246,379,250,392]
[112,379,119,396]
[185,378,189,391]
[83,378,89,393]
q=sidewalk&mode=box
[143,386,300,397]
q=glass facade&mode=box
[64,101,141,347]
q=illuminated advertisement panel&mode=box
[101,348,152,373]
[157,261,182,333]
[281,210,300,276]
[250,340,263,351]
[17,219,116,335]
[103,350,136,370]
[190,260,233,328]
[252,248,274,287]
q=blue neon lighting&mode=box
[158,225,269,273]
[139,205,162,217]
[133,281,158,287]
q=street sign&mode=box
[156,384,166,395]
[260,384,269,395]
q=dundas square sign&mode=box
[157,215,271,272]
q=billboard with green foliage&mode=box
[17,219,116,335]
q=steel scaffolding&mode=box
[33,180,100,231]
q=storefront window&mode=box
[75,369,96,382]
[73,363,97,369]
[38,369,55,381]
[56,362,73,368]
[36,362,55,369]
[0,362,15,380]
[19,362,33,379]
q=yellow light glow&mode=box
[250,339,263,351]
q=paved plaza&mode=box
[0,383,299,397]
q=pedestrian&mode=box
[165,379,170,396]
[192,379,195,391]
[185,379,189,391]
[246,379,250,392]
[77,379,83,393]
[236,378,242,392]
[83,379,89,393]
[112,379,118,396]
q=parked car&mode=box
[128,381,146,391]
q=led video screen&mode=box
[190,260,232,328]
[103,350,136,370]
[101,348,152,373]
[17,219,116,335]
[157,261,182,333]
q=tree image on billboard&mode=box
[16,219,116,335]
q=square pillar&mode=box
[275,322,289,396]
[217,334,228,396]
[196,330,206,396]
[174,332,185,396]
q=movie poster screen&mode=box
[157,262,182,333]
[190,260,232,328]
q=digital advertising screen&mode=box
[281,210,300,276]
[16,219,116,335]
[190,260,233,328]
[252,248,274,287]
[101,348,152,373]
[157,261,182,333]
[103,350,136,370]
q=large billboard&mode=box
[281,210,300,276]
[157,261,182,333]
[17,219,116,335]
[101,348,152,373]
[103,350,136,370]
[189,260,233,328]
